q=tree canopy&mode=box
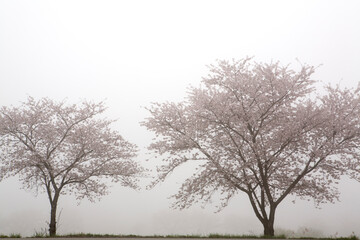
[0,97,142,236]
[142,58,360,236]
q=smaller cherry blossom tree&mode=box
[0,97,141,236]
[142,58,360,236]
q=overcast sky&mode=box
[1,0,360,237]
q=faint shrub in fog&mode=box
[275,226,324,238]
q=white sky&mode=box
[1,0,360,237]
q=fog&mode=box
[1,0,360,237]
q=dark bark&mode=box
[262,219,275,236]
[247,192,276,237]
[48,192,60,237]
[265,206,276,236]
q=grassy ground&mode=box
[55,233,359,240]
[0,233,358,240]
[0,234,22,238]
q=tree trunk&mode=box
[262,219,275,236]
[247,192,277,237]
[49,203,57,236]
[263,205,276,237]
[49,193,60,237]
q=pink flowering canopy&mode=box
[0,97,142,237]
[0,97,141,201]
[142,58,360,235]
[0,97,143,236]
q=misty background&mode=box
[1,0,360,237]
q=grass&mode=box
[208,233,287,239]
[32,230,48,238]
[0,233,22,238]
[50,233,286,238]
[0,232,357,239]
[23,233,359,239]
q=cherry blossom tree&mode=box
[142,58,360,236]
[0,97,141,236]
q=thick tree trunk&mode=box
[49,202,57,236]
[247,193,277,237]
[48,192,60,237]
[262,206,276,237]
[262,219,275,236]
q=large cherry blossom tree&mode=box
[142,58,360,236]
[0,97,141,236]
